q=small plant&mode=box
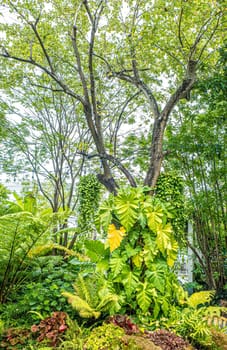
[107,314,140,334]
[31,311,68,347]
[145,329,190,350]
[0,327,31,348]
[62,273,123,319]
[83,323,125,350]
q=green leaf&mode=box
[84,239,108,263]
[121,268,139,298]
[144,199,164,232]
[109,252,126,278]
[156,223,172,254]
[145,261,168,294]
[136,281,155,313]
[114,189,140,231]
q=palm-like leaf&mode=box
[136,281,155,312]
[107,224,126,252]
[156,223,172,254]
[115,190,139,231]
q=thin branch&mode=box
[112,91,140,156]
[30,22,54,73]
[1,50,85,104]
[178,7,184,48]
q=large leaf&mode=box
[142,231,159,266]
[109,251,126,278]
[121,268,139,298]
[98,198,114,231]
[115,190,140,231]
[84,239,108,263]
[107,224,126,252]
[144,200,164,232]
[166,238,179,267]
[136,281,155,313]
[156,223,173,255]
[145,261,168,294]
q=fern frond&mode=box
[96,293,122,314]
[187,290,215,308]
[61,292,100,319]
[27,244,79,258]
[73,274,91,305]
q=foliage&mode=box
[0,193,53,303]
[71,186,187,322]
[165,44,227,292]
[187,291,215,308]
[57,318,90,350]
[0,254,93,328]
[145,329,190,350]
[211,329,227,350]
[0,0,225,196]
[77,174,101,236]
[0,320,4,336]
[0,327,31,349]
[155,172,187,243]
[83,323,125,350]
[107,315,140,335]
[31,312,68,347]
[159,291,223,348]
[62,273,123,319]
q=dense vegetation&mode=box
[0,0,226,349]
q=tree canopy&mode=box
[0,0,225,193]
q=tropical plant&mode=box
[62,273,123,319]
[65,187,186,322]
[160,290,227,348]
[77,174,101,237]
[0,197,50,303]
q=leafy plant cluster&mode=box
[77,174,101,235]
[83,323,125,350]
[98,187,185,319]
[0,255,94,328]
[63,187,187,324]
[145,329,190,350]
[155,172,188,243]
[0,327,31,349]
[31,312,68,347]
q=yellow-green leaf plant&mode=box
[92,186,187,323]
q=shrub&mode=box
[83,323,125,350]
[145,329,190,350]
[31,311,68,347]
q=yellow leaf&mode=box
[108,224,126,252]
[132,253,143,268]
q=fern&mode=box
[187,290,215,308]
[61,292,101,319]
[62,274,122,319]
[27,243,79,258]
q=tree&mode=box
[165,45,227,292]
[0,0,225,194]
